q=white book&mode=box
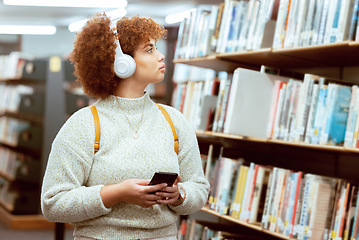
[216,0,234,53]
[292,0,309,48]
[317,0,331,44]
[300,0,316,46]
[272,85,287,139]
[323,0,339,44]
[304,83,320,143]
[273,0,290,48]
[240,162,255,221]
[262,170,274,229]
[200,5,219,56]
[233,1,249,51]
[184,9,198,59]
[249,166,269,223]
[344,85,358,147]
[319,84,338,145]
[238,0,256,51]
[284,0,300,48]
[245,0,261,50]
[269,168,286,232]
[223,68,290,138]
[351,89,359,147]
[310,0,326,45]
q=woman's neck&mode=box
[113,78,147,98]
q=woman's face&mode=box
[132,38,165,84]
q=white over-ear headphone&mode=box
[114,39,136,78]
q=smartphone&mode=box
[149,172,178,187]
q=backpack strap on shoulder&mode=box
[89,105,100,154]
[89,104,178,155]
[156,104,179,155]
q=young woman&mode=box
[41,13,210,240]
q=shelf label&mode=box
[50,56,61,72]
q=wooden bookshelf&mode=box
[174,42,359,75]
[273,41,359,67]
[195,131,359,184]
[0,170,14,181]
[218,48,329,69]
[173,55,248,72]
[201,208,291,240]
[0,205,55,230]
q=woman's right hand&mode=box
[100,179,168,208]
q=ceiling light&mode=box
[68,8,127,33]
[68,20,88,33]
[3,0,127,8]
[165,9,195,24]
[0,25,56,35]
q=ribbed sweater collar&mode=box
[97,91,152,113]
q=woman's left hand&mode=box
[155,175,181,205]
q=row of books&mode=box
[172,64,359,147]
[0,52,35,80]
[205,152,359,240]
[0,146,17,180]
[0,83,36,114]
[175,0,359,59]
[0,178,14,211]
[273,0,359,49]
[177,218,255,240]
[0,116,32,147]
[268,76,353,147]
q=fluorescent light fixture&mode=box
[3,0,127,8]
[106,8,127,20]
[68,8,127,32]
[68,19,88,33]
[0,25,56,35]
[165,9,195,24]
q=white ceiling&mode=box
[0,0,222,28]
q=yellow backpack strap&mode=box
[156,104,179,155]
[89,105,100,154]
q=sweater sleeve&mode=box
[41,108,111,223]
[163,106,210,215]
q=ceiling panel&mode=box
[0,0,223,27]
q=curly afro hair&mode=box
[70,13,167,99]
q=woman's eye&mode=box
[147,48,153,53]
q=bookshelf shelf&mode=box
[349,41,359,47]
[175,42,359,75]
[273,42,359,67]
[196,131,345,152]
[0,198,14,212]
[218,48,329,69]
[201,208,291,240]
[195,132,359,184]
[0,205,54,229]
[2,111,44,125]
[0,170,14,181]
[173,56,243,72]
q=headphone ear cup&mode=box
[114,54,136,78]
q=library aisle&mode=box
[0,222,73,240]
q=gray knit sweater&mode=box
[41,92,210,239]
